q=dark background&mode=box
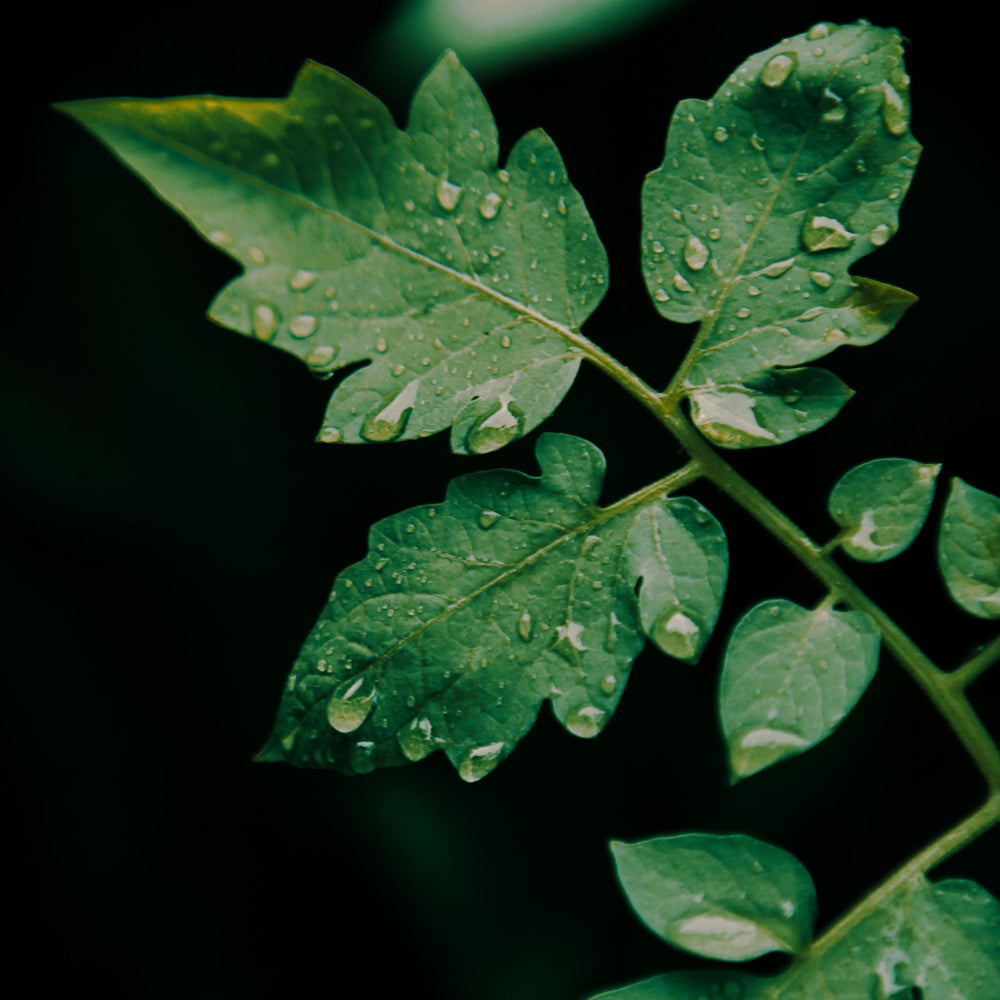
[4,1,998,997]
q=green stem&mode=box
[950,633,1000,691]
[575,341,1000,795]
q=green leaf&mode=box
[828,457,940,562]
[593,873,1000,1000]
[719,599,880,779]
[642,21,919,447]
[258,434,727,779]
[58,53,607,454]
[610,834,817,961]
[938,478,1000,619]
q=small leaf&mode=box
[829,457,940,562]
[689,367,852,448]
[938,478,1000,618]
[59,52,607,453]
[258,434,727,779]
[610,834,817,961]
[594,869,1000,1000]
[643,22,919,446]
[625,498,728,662]
[720,599,880,779]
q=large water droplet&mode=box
[673,272,695,293]
[397,716,435,762]
[808,270,833,288]
[668,911,787,961]
[327,673,377,733]
[361,381,419,442]
[802,213,855,252]
[436,177,462,211]
[252,302,280,341]
[458,741,505,783]
[761,258,796,278]
[807,22,831,40]
[552,621,588,665]
[565,704,607,739]
[479,191,502,219]
[684,234,709,271]
[248,246,268,265]
[712,126,729,143]
[289,269,318,291]
[517,611,533,642]
[870,224,892,246]
[478,509,501,529]
[289,314,317,338]
[307,344,337,370]
[651,608,702,661]
[820,88,846,124]
[351,740,377,774]
[761,52,796,88]
[880,80,908,135]
[600,673,617,695]
[466,392,524,454]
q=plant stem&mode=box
[950,633,1000,691]
[576,341,1000,794]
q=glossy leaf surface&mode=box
[611,834,817,961]
[828,457,940,562]
[59,53,606,453]
[938,478,1000,619]
[591,875,1000,1000]
[643,21,919,447]
[258,434,727,779]
[719,599,880,779]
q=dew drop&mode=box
[651,240,665,254]
[673,273,695,293]
[361,381,419,442]
[708,227,722,241]
[289,314,317,338]
[500,334,511,348]
[761,257,796,278]
[761,52,796,88]
[307,344,337,370]
[552,621,588,665]
[466,392,524,454]
[880,80,909,135]
[319,426,341,443]
[651,608,702,661]
[351,740,377,774]
[683,234,709,271]
[327,673,377,733]
[736,306,751,319]
[436,177,462,211]
[600,673,617,695]
[289,269,318,291]
[517,611,533,642]
[654,287,670,302]
[478,509,501,529]
[458,741,505,783]
[248,246,268,265]
[252,303,280,341]
[375,336,388,353]
[712,126,729,143]
[820,88,846,124]
[208,228,233,246]
[556,196,567,215]
[802,213,855,252]
[749,134,766,152]
[806,22,831,39]
[565,704,606,739]
[870,223,892,246]
[479,191,502,219]
[397,716,435,762]
[808,270,833,288]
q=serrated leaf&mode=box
[828,457,940,562]
[642,21,919,447]
[625,499,727,662]
[719,599,880,779]
[938,478,1000,619]
[610,834,817,961]
[59,52,607,454]
[258,434,727,779]
[593,872,1000,1000]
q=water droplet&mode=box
[802,213,855,252]
[556,196,567,215]
[806,22,831,40]
[761,257,795,278]
[458,741,505,783]
[651,240,665,254]
[870,223,892,246]
[761,52,796,88]
[736,306,751,319]
[248,246,268,265]
[684,234,709,271]
[436,177,462,211]
[517,611,533,642]
[673,273,695,293]
[808,270,833,288]
[749,134,766,152]
[654,287,670,302]
[708,227,722,241]
[497,169,510,183]
[374,336,388,353]
[478,509,501,529]
[327,673,377,733]
[820,88,846,124]
[600,673,617,695]
[289,314,317,338]
[319,426,341,443]
[712,126,729,143]
[252,303,279,341]
[479,191,502,219]
[747,285,761,297]
[500,334,511,348]
[651,608,702,661]
[289,269,318,291]
[361,381,419,442]
[397,716,435,762]
[880,80,908,135]
[565,704,606,739]
[307,345,337,370]
[466,392,524,454]
[351,740,377,774]
[403,199,416,212]
[552,621,588,665]
[208,228,233,246]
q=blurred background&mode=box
[4,1,998,997]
